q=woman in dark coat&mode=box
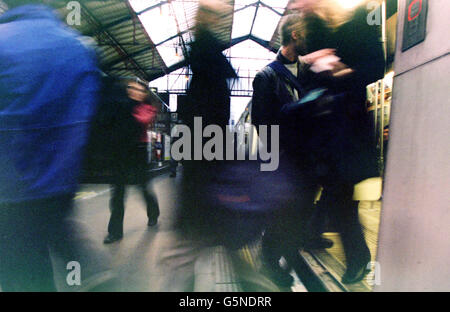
[101,78,160,244]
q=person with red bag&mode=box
[104,78,160,244]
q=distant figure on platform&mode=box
[103,78,160,244]
[0,0,100,291]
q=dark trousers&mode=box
[261,186,317,265]
[261,176,370,270]
[107,182,159,236]
[260,154,319,264]
[0,195,73,292]
[308,183,370,267]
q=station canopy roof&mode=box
[54,0,388,82]
[54,0,298,81]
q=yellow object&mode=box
[353,177,383,201]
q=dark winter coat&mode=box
[252,6,385,184]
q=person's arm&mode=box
[302,49,355,82]
[251,70,276,129]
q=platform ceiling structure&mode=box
[54,0,394,82]
[55,0,302,81]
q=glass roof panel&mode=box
[251,6,282,42]
[225,39,276,80]
[156,33,191,68]
[225,39,275,59]
[129,0,161,13]
[168,0,199,34]
[136,3,178,45]
[231,6,257,39]
[130,1,197,45]
[261,0,289,14]
[149,67,191,94]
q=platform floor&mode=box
[303,201,382,292]
[51,169,307,292]
[2,166,381,292]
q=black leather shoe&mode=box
[342,256,371,284]
[147,217,158,226]
[261,259,294,288]
[342,265,371,284]
[103,233,123,244]
[304,237,334,250]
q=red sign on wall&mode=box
[402,0,428,52]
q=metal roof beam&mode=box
[85,1,171,40]
[88,0,259,40]
[249,1,261,35]
[103,29,190,69]
[136,1,169,16]
[103,1,262,69]
[101,1,283,78]
[259,1,284,16]
[147,34,276,81]
[80,3,150,80]
[85,15,131,37]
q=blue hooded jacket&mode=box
[0,5,100,203]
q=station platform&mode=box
[57,168,307,292]
[21,165,380,292]
[297,200,381,292]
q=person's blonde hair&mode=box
[195,0,232,35]
[296,0,359,30]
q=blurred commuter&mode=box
[252,14,335,287]
[285,0,385,284]
[103,78,160,244]
[0,1,100,291]
[174,0,238,245]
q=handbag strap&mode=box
[268,60,305,97]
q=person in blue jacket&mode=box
[0,1,100,291]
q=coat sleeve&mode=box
[251,69,277,129]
